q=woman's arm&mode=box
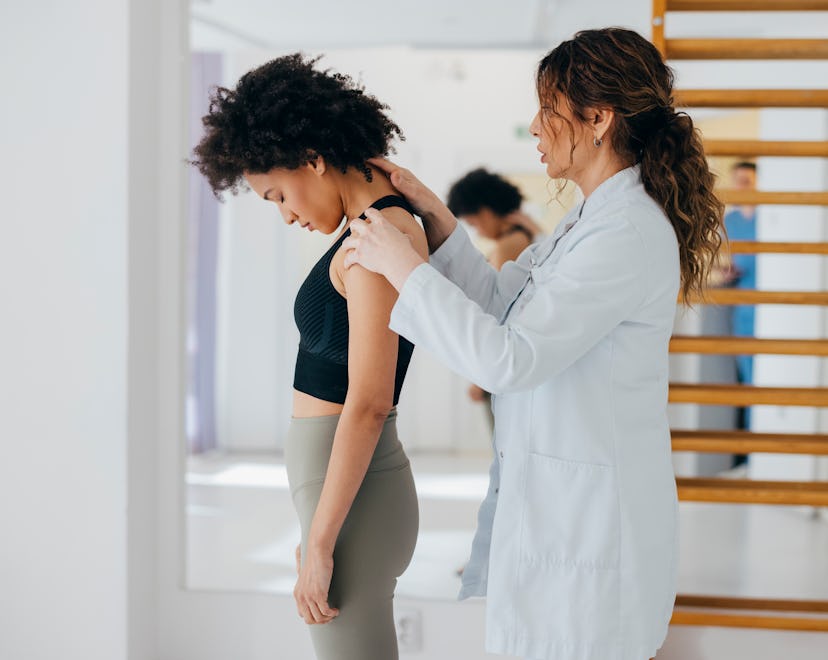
[367,159,539,317]
[293,210,427,624]
[389,219,652,394]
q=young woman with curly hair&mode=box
[192,54,426,660]
[343,28,723,660]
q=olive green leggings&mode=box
[285,409,419,660]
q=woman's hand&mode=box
[293,545,339,625]
[368,157,444,218]
[368,157,458,252]
[342,209,426,291]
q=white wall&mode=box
[0,2,129,659]
[3,2,827,660]
[750,108,828,484]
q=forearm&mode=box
[306,402,389,553]
[421,205,458,254]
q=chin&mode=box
[545,163,564,179]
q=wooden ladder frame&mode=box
[652,0,828,634]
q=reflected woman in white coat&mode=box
[343,28,724,660]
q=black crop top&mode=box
[293,195,417,405]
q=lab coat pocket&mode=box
[521,453,619,570]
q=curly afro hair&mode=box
[191,53,404,197]
[446,168,523,217]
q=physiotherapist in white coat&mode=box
[342,28,725,660]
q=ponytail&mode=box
[639,111,724,301]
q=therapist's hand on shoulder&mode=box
[343,208,426,292]
[368,157,443,218]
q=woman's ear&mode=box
[307,154,327,176]
[590,107,615,144]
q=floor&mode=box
[186,451,828,602]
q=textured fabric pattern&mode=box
[293,195,416,404]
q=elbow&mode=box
[343,394,395,423]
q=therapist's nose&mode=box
[529,111,541,137]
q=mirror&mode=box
[183,34,580,598]
[183,3,828,607]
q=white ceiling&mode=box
[189,0,652,52]
[190,0,828,53]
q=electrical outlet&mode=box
[394,606,422,653]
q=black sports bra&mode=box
[293,195,417,405]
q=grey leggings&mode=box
[285,409,419,660]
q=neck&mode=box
[335,165,398,220]
[576,152,633,199]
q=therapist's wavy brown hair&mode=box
[536,27,724,302]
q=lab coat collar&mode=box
[579,164,641,220]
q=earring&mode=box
[593,136,603,147]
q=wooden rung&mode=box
[669,335,828,355]
[669,383,828,406]
[676,89,828,108]
[676,476,828,505]
[670,610,828,632]
[668,0,828,10]
[683,289,828,306]
[676,595,828,613]
[672,429,828,454]
[666,39,828,60]
[716,189,828,205]
[728,240,828,254]
[703,140,828,157]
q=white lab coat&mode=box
[390,166,680,660]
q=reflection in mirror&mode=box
[184,43,579,599]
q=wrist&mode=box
[388,252,425,292]
[307,530,336,556]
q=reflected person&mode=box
[447,168,541,430]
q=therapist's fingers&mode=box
[367,156,399,177]
[367,158,437,217]
[342,237,360,270]
[362,207,388,226]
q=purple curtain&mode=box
[187,52,222,454]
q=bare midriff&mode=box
[292,389,345,418]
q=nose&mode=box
[281,210,299,225]
[529,111,541,138]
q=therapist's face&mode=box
[529,93,592,181]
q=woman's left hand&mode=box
[293,546,339,625]
[342,208,426,291]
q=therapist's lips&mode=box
[537,146,547,163]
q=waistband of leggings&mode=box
[289,406,398,426]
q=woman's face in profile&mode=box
[245,162,343,235]
[530,93,589,180]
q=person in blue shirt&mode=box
[723,161,757,434]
